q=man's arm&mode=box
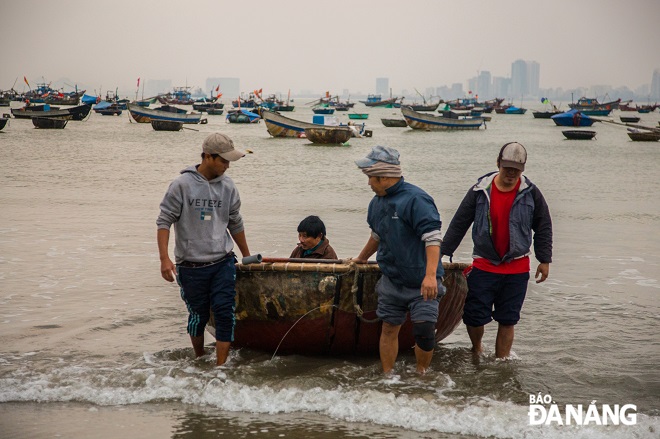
[231,230,250,258]
[421,244,440,300]
[157,228,176,282]
[353,235,379,263]
[441,189,477,259]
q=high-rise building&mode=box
[651,69,660,100]
[511,59,540,97]
[477,71,492,99]
[511,59,528,97]
[492,77,511,98]
[376,78,389,96]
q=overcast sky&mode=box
[2,0,659,96]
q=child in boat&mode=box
[290,215,338,259]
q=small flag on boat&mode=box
[215,85,219,92]
[541,97,549,104]
[137,77,140,88]
[216,93,223,99]
[23,76,30,87]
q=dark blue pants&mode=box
[176,257,237,342]
[463,267,529,327]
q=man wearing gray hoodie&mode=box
[157,133,251,365]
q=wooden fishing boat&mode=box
[127,102,202,124]
[620,116,641,123]
[208,260,468,355]
[562,130,596,140]
[401,106,483,130]
[304,126,353,144]
[348,113,369,120]
[627,130,660,142]
[362,96,399,108]
[504,106,527,115]
[206,108,224,115]
[11,103,91,121]
[262,109,317,138]
[312,107,335,114]
[381,118,408,127]
[151,120,183,131]
[32,116,71,129]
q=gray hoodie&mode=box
[156,165,244,264]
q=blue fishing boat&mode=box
[504,106,527,114]
[126,102,202,124]
[551,109,596,127]
[402,106,484,130]
[312,106,335,115]
[226,109,260,123]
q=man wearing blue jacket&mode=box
[157,133,251,366]
[441,142,552,359]
[354,146,445,374]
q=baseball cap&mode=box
[355,145,400,168]
[499,142,527,171]
[202,133,245,161]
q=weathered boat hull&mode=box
[562,130,596,140]
[304,127,353,144]
[32,116,70,129]
[401,106,483,130]
[127,102,202,124]
[0,117,9,131]
[381,118,408,127]
[209,261,468,355]
[262,110,317,138]
[151,120,183,131]
[628,131,660,142]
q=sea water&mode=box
[0,103,658,438]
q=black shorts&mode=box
[463,267,529,326]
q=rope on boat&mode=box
[348,261,381,324]
[270,304,337,361]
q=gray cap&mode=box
[500,142,527,171]
[355,145,400,168]
[202,133,245,161]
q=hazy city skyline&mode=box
[2,0,659,99]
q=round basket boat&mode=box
[304,126,353,144]
[208,260,469,356]
[562,130,596,140]
[151,119,183,131]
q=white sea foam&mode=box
[0,364,657,439]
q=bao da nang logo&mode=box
[528,393,637,426]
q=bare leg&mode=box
[466,325,485,354]
[414,346,433,374]
[379,322,401,373]
[190,335,206,358]
[495,324,514,358]
[216,341,231,366]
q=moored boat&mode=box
[127,102,202,124]
[627,130,660,142]
[348,113,368,120]
[32,116,71,129]
[504,106,527,115]
[262,110,316,137]
[151,120,183,131]
[620,115,641,123]
[0,115,9,131]
[226,109,261,123]
[551,109,596,127]
[562,130,597,140]
[381,118,408,127]
[304,126,353,144]
[11,103,92,121]
[208,260,468,355]
[401,106,484,130]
